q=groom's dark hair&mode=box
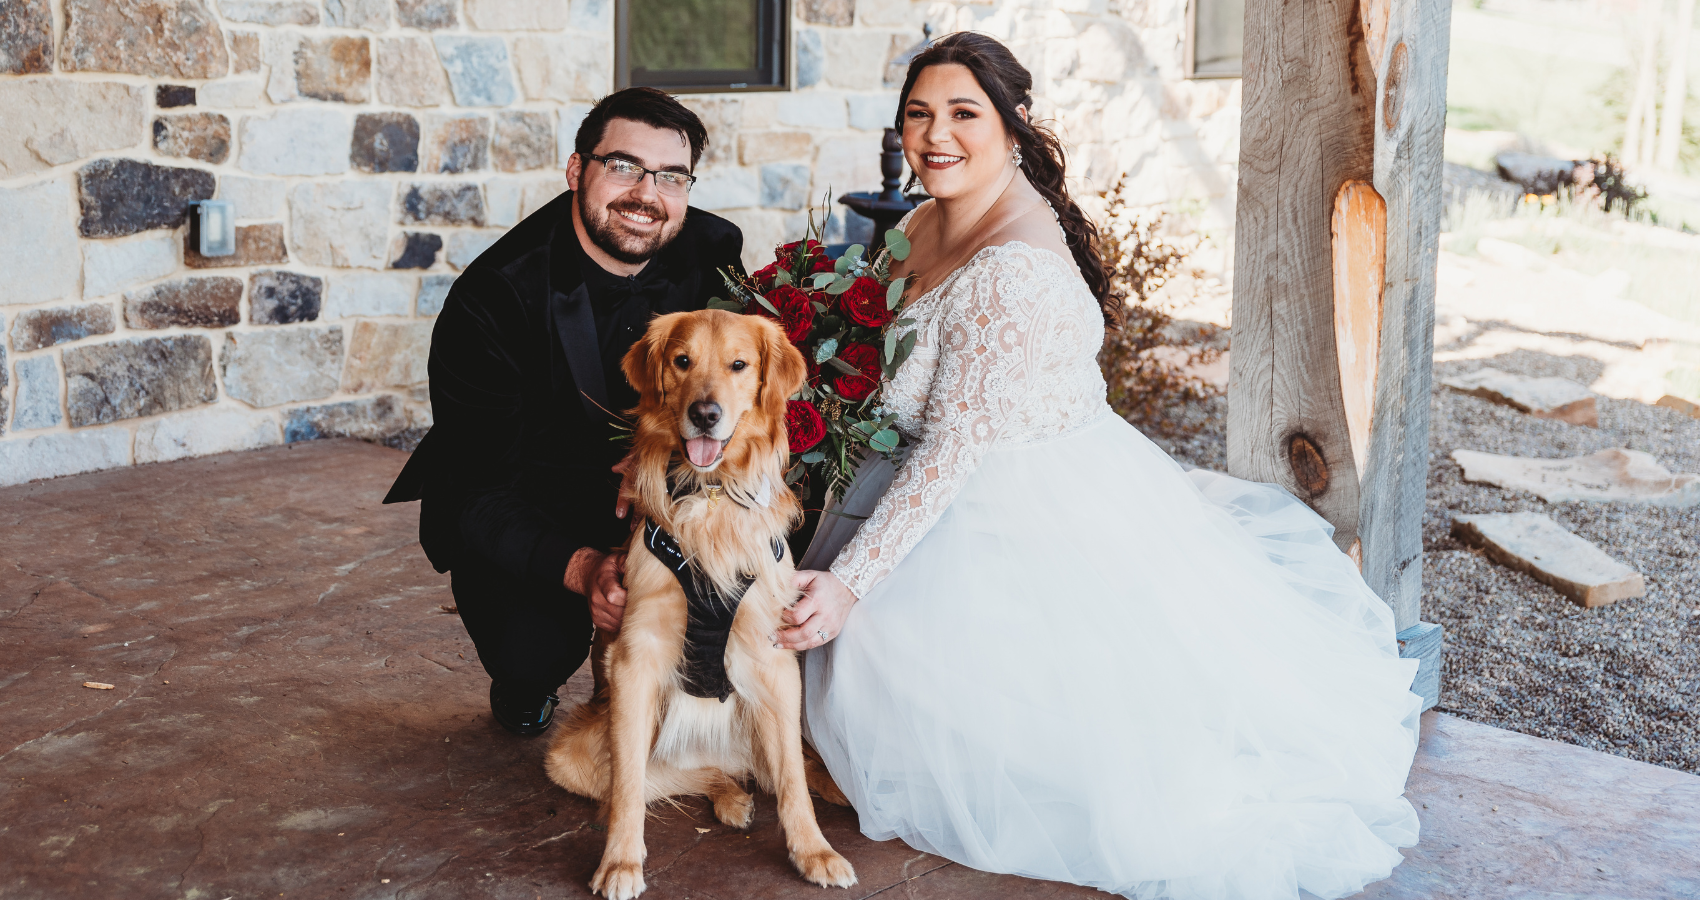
[575,87,709,169]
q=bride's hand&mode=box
[774,570,857,651]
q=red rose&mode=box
[785,400,826,453]
[749,284,815,343]
[776,239,833,275]
[751,263,783,291]
[805,356,822,386]
[839,276,893,328]
[833,342,882,401]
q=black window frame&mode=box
[1186,0,1244,80]
[616,0,790,94]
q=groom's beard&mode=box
[579,191,680,265]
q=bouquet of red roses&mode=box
[709,216,917,502]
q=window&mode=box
[1187,0,1243,79]
[617,0,788,93]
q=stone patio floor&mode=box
[2,439,1696,900]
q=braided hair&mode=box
[895,32,1117,325]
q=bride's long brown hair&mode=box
[895,32,1116,325]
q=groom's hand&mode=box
[568,548,628,634]
[775,570,857,651]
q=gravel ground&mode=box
[1152,346,1700,775]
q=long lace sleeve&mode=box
[828,246,1053,599]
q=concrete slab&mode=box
[1,440,1696,899]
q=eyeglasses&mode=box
[582,153,696,196]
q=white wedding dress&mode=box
[799,223,1422,900]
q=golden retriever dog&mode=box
[544,310,857,900]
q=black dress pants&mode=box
[449,551,595,697]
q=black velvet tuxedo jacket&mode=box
[383,191,745,588]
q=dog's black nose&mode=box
[688,401,721,431]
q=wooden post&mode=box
[1229,0,1451,710]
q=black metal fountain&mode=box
[834,127,919,257]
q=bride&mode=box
[774,32,1423,900]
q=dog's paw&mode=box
[791,847,857,889]
[712,787,755,829]
[590,859,646,900]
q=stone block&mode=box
[342,320,432,392]
[465,0,570,29]
[389,232,443,269]
[324,0,390,29]
[1442,367,1598,427]
[13,355,62,430]
[848,94,897,131]
[134,406,282,463]
[812,135,881,199]
[326,273,414,318]
[739,132,814,166]
[420,114,490,174]
[229,31,261,73]
[823,30,889,90]
[689,168,760,211]
[283,394,407,443]
[220,326,343,407]
[799,0,853,25]
[1451,512,1645,608]
[400,182,486,226]
[0,181,82,307]
[396,0,458,29]
[1657,394,1700,419]
[1451,448,1700,507]
[521,179,567,219]
[374,37,451,108]
[485,179,524,226]
[239,110,353,175]
[63,0,228,78]
[294,35,372,103]
[352,113,421,173]
[153,113,232,164]
[0,81,148,178]
[513,34,610,103]
[84,235,178,299]
[216,176,285,219]
[249,271,323,325]
[10,304,117,352]
[184,223,289,268]
[761,163,810,209]
[570,0,610,29]
[125,277,243,328]
[796,29,823,88]
[854,0,909,26]
[434,36,517,107]
[446,231,499,269]
[417,274,455,315]
[778,92,846,129]
[64,335,217,426]
[557,103,593,166]
[288,181,391,270]
[156,84,196,108]
[0,0,52,74]
[199,78,264,108]
[76,159,215,239]
[493,112,555,172]
[218,0,318,25]
[0,429,131,487]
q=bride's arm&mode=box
[827,249,1049,600]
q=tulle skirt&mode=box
[802,412,1422,900]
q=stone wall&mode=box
[0,0,1238,486]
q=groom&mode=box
[384,88,745,736]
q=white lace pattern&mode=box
[828,232,1112,599]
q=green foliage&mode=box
[630,0,756,72]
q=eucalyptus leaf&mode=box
[844,244,865,264]
[785,462,805,484]
[811,301,828,314]
[825,276,854,295]
[895,317,916,327]
[883,329,898,364]
[834,254,851,275]
[706,297,744,311]
[825,356,860,377]
[885,229,911,261]
[753,292,782,316]
[870,428,900,453]
[774,267,794,287]
[811,272,836,289]
[886,276,907,310]
[814,338,839,363]
[801,449,826,464]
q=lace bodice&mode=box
[828,235,1113,598]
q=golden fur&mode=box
[544,310,855,900]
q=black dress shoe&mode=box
[489,682,560,737]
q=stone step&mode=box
[1450,511,1644,608]
[1451,447,1700,507]
[1440,366,1597,426]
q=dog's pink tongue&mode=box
[685,437,722,467]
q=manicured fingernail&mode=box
[767,632,776,642]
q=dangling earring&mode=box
[1011,145,1023,167]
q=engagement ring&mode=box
[817,629,829,642]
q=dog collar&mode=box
[643,519,785,702]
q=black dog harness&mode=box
[643,518,785,702]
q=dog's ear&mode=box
[622,313,679,403]
[755,316,807,417]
